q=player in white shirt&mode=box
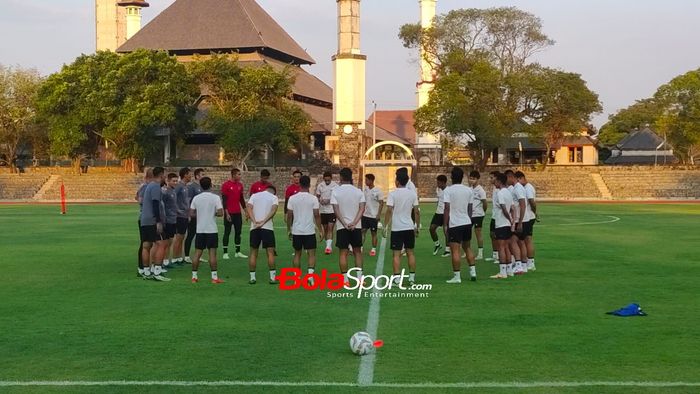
[361,174,384,257]
[246,185,280,285]
[384,171,420,284]
[486,171,501,263]
[443,167,477,283]
[468,170,488,260]
[429,175,450,257]
[189,177,224,284]
[516,171,537,271]
[286,176,322,286]
[315,171,338,255]
[490,173,516,279]
[331,168,366,281]
[505,170,527,275]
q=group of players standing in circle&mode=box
[134,165,537,285]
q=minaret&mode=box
[333,0,367,171]
[415,0,441,161]
[118,1,150,41]
[95,0,127,51]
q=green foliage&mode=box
[598,98,660,146]
[188,55,310,167]
[37,50,198,161]
[522,66,602,164]
[654,70,700,164]
[0,65,44,170]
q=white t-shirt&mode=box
[511,183,527,222]
[249,190,279,231]
[387,187,419,232]
[443,184,473,228]
[494,188,514,229]
[190,192,223,234]
[406,180,417,193]
[491,186,499,219]
[471,185,486,218]
[287,191,319,235]
[524,183,537,221]
[315,181,338,214]
[435,187,445,215]
[330,184,366,230]
[363,186,383,218]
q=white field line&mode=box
[536,215,620,227]
[357,236,387,387]
[0,380,699,388]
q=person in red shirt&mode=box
[221,168,248,260]
[284,170,303,219]
[249,169,272,196]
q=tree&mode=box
[598,98,660,146]
[522,66,602,167]
[414,57,520,168]
[188,55,310,168]
[654,69,700,164]
[0,65,43,172]
[400,7,554,77]
[37,50,199,171]
[400,7,554,166]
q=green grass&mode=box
[0,202,699,393]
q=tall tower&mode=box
[95,0,126,51]
[118,1,150,41]
[415,0,441,162]
[333,0,367,171]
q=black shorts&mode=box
[195,233,218,250]
[292,234,317,251]
[250,228,276,249]
[494,226,512,241]
[336,229,362,249]
[164,223,177,239]
[176,217,189,235]
[140,225,163,243]
[448,225,472,244]
[490,218,496,232]
[390,230,415,251]
[321,213,336,225]
[430,214,445,227]
[361,216,378,231]
[472,216,484,229]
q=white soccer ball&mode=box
[349,331,374,355]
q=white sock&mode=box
[522,264,528,273]
[249,272,256,281]
[153,265,162,275]
[500,264,508,276]
[507,264,514,276]
[453,271,461,280]
[469,265,476,277]
[492,251,498,259]
[308,268,315,274]
[516,261,523,270]
[211,271,218,280]
[477,247,483,256]
[143,266,151,276]
[163,259,169,265]
[445,246,450,252]
[192,271,198,279]
[269,269,277,281]
[326,239,332,248]
[409,272,415,282]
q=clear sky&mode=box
[3,0,700,128]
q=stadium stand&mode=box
[40,173,143,201]
[0,174,49,200]
[599,167,700,199]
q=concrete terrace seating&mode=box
[0,174,49,200]
[523,170,602,199]
[42,173,143,201]
[599,168,700,199]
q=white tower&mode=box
[333,0,366,131]
[415,0,441,156]
[118,1,150,41]
[95,0,126,51]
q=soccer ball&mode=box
[350,331,374,355]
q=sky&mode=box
[3,0,700,128]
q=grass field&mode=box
[1,202,699,393]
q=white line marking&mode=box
[537,215,621,227]
[1,381,698,388]
[357,236,387,387]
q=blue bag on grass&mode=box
[606,303,647,317]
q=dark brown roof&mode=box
[117,0,315,65]
[297,102,332,133]
[616,127,672,151]
[365,120,412,145]
[366,110,416,145]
